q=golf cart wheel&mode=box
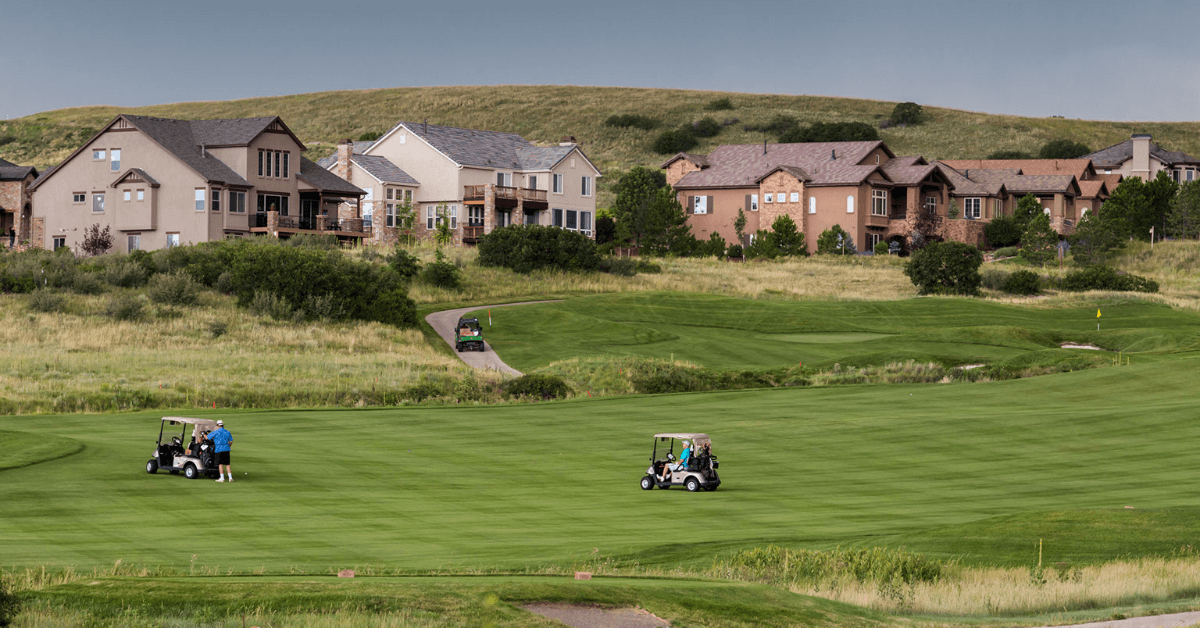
[184,463,198,480]
[145,459,158,474]
[685,477,701,492]
[704,485,718,492]
[640,475,655,490]
[456,343,462,352]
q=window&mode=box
[123,190,131,202]
[1189,170,1195,182]
[1043,207,1051,216]
[426,206,435,230]
[790,192,799,203]
[386,189,393,200]
[385,203,396,227]
[875,154,880,165]
[552,174,563,194]
[258,150,264,176]
[553,208,563,227]
[528,175,538,189]
[362,204,373,226]
[497,210,511,228]
[924,196,937,214]
[566,210,578,230]
[229,191,245,213]
[524,210,539,225]
[468,206,485,227]
[257,193,288,216]
[581,211,593,234]
[964,198,981,219]
[764,193,773,203]
[750,194,759,211]
[809,197,816,214]
[127,234,140,251]
[993,198,1002,216]
[581,176,592,196]
[52,236,66,250]
[282,152,289,178]
[166,233,179,248]
[274,152,281,178]
[258,150,287,177]
[211,188,221,212]
[497,172,512,187]
[693,196,707,214]
[195,189,205,211]
[1104,169,1112,174]
[449,205,458,229]
[137,189,145,202]
[92,149,106,161]
[110,149,121,172]
[73,193,86,204]
[93,193,105,213]
[867,233,880,249]
[872,190,889,215]
[849,194,857,214]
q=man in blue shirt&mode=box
[210,420,233,483]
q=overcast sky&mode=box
[3,0,1195,122]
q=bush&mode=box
[80,223,113,256]
[903,241,984,295]
[993,246,1019,258]
[595,215,616,244]
[207,321,229,338]
[28,289,66,313]
[692,117,721,138]
[478,224,601,273]
[888,102,924,126]
[300,294,347,322]
[1062,266,1158,293]
[604,113,660,130]
[599,257,637,277]
[1039,139,1092,159]
[285,233,340,250]
[249,290,294,320]
[705,97,734,111]
[215,271,235,294]
[147,270,201,306]
[100,259,149,288]
[1002,269,1041,295]
[873,241,890,256]
[503,373,573,400]
[651,127,698,154]
[726,243,743,258]
[636,259,662,274]
[419,250,461,290]
[781,121,879,143]
[104,294,144,321]
[987,150,1033,160]
[704,231,727,258]
[979,268,1011,290]
[816,225,856,255]
[984,215,1024,248]
[743,114,799,135]
[69,272,106,295]
[0,576,19,628]
[387,247,422,281]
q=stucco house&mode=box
[1084,134,1200,183]
[320,122,601,244]
[938,158,1112,234]
[29,115,365,252]
[0,157,37,248]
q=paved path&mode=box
[1030,611,1200,628]
[425,300,562,377]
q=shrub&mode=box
[419,250,461,290]
[147,270,201,306]
[360,288,418,328]
[100,259,148,288]
[713,545,942,587]
[984,215,1024,248]
[207,321,229,338]
[248,290,293,320]
[1002,269,1041,295]
[704,231,727,258]
[780,121,879,143]
[215,271,235,294]
[888,102,925,126]
[903,241,984,295]
[0,576,19,628]
[285,233,340,250]
[1039,139,1092,159]
[873,241,890,256]
[993,246,1019,258]
[595,215,616,244]
[744,230,777,260]
[599,257,637,277]
[636,259,662,274]
[478,224,601,273]
[503,373,573,400]
[80,223,113,256]
[1062,266,1159,293]
[604,113,660,130]
[300,294,347,322]
[387,247,422,281]
[816,225,856,255]
[705,97,734,111]
[743,114,799,135]
[692,117,721,138]
[69,272,106,295]
[104,294,144,321]
[651,127,698,154]
[987,150,1033,160]
[979,268,1011,291]
[726,243,743,258]
[28,289,66,313]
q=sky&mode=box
[2,0,1196,122]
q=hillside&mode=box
[4,85,1200,207]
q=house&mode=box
[663,141,957,253]
[0,157,37,247]
[28,115,366,253]
[938,158,1112,234]
[1085,134,1200,183]
[320,122,601,244]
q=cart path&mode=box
[1028,611,1200,628]
[425,300,562,377]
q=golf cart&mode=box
[640,433,720,492]
[455,316,485,352]
[146,417,220,480]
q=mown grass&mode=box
[6,85,1200,207]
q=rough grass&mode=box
[7,85,1200,207]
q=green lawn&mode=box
[469,293,1200,372]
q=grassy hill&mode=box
[4,85,1200,207]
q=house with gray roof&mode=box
[938,158,1112,234]
[323,121,601,244]
[1084,134,1200,183]
[0,157,38,248]
[28,114,365,252]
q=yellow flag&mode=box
[1097,308,1102,319]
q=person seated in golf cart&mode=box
[658,440,692,482]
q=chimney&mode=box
[1131,134,1152,181]
[831,149,836,160]
[336,138,353,182]
[200,143,205,157]
[763,140,767,155]
[423,119,428,135]
[559,136,577,147]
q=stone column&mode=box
[483,184,496,233]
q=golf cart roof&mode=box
[161,417,219,428]
[654,433,710,441]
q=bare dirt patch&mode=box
[1060,342,1104,350]
[522,603,671,628]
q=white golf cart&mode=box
[146,417,220,480]
[640,433,720,492]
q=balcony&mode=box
[462,225,485,244]
[249,212,371,238]
[462,185,548,209]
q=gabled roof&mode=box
[186,116,306,149]
[0,164,37,181]
[297,157,365,196]
[755,164,811,183]
[351,154,419,186]
[383,121,529,169]
[1085,139,1200,168]
[1096,173,1123,190]
[672,141,891,189]
[660,152,712,169]
[1004,174,1081,196]
[514,145,577,170]
[934,162,1005,196]
[941,158,1094,179]
[315,141,375,168]
[880,161,948,187]
[1077,179,1109,199]
[887,155,928,168]
[110,167,161,188]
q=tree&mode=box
[692,117,721,138]
[734,208,747,247]
[81,223,113,256]
[434,203,453,247]
[1012,193,1043,228]
[903,241,984,295]
[768,215,807,256]
[1038,139,1092,159]
[394,198,418,245]
[638,187,693,255]
[704,231,727,258]
[1168,180,1200,239]
[910,204,941,251]
[983,215,1023,248]
[947,198,960,219]
[611,166,668,246]
[1144,170,1180,239]
[1068,211,1125,266]
[780,122,879,143]
[816,224,856,256]
[651,128,698,154]
[1019,212,1058,267]
[1101,176,1148,241]
[889,102,925,126]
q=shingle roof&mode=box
[0,157,15,167]
[660,152,712,169]
[888,155,927,168]
[315,141,375,168]
[118,116,251,186]
[1085,139,1200,168]
[673,141,889,188]
[350,154,419,185]
[111,167,161,187]
[940,159,1093,180]
[1096,173,1123,190]
[188,117,287,147]
[397,121,535,169]
[297,157,365,196]
[1078,179,1109,199]
[514,146,575,170]
[0,165,36,181]
[880,162,939,186]
[934,163,1005,196]
[1003,174,1080,195]
[755,164,811,183]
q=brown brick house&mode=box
[29,115,365,252]
[0,157,37,248]
[938,158,1110,235]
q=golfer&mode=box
[210,420,234,482]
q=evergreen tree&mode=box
[817,224,856,255]
[638,187,692,255]
[1019,212,1058,266]
[769,215,807,256]
[1069,211,1125,266]
[610,166,669,247]
[1168,181,1200,240]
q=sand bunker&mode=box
[1060,342,1104,350]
